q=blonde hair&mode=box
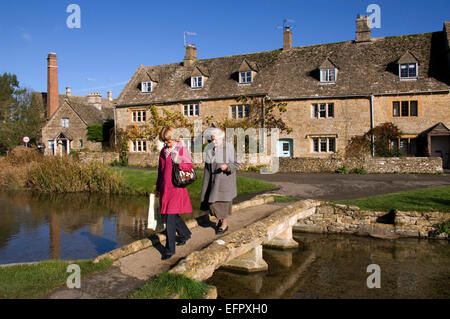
[159,126,174,142]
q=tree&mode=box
[0,73,45,154]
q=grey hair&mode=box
[206,127,225,140]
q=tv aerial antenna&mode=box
[277,18,295,31]
[184,31,197,47]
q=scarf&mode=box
[164,143,177,158]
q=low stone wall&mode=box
[279,156,443,173]
[77,151,119,164]
[293,204,449,240]
[127,152,159,167]
[126,152,273,170]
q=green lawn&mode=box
[0,258,113,299]
[114,168,276,217]
[334,186,450,213]
[128,271,213,299]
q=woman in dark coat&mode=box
[200,128,239,234]
[155,126,193,260]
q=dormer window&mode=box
[141,81,152,93]
[398,51,419,80]
[399,63,417,79]
[240,71,252,83]
[191,76,203,88]
[319,57,338,84]
[320,69,336,83]
[237,59,258,84]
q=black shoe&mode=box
[176,236,190,246]
[216,226,228,235]
[161,252,174,260]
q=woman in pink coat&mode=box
[155,126,193,260]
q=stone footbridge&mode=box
[169,199,320,281]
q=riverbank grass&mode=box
[128,271,213,299]
[334,186,450,213]
[114,169,277,196]
[0,258,113,299]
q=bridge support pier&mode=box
[222,245,268,273]
[264,227,299,250]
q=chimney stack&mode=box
[107,91,113,101]
[355,15,371,43]
[66,87,71,96]
[47,53,59,119]
[87,92,102,110]
[184,44,197,67]
[283,27,292,50]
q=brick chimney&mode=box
[66,87,71,96]
[47,53,59,119]
[283,26,292,50]
[184,44,197,67]
[355,15,371,43]
[107,91,113,101]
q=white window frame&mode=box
[132,110,146,122]
[320,68,336,83]
[312,137,336,153]
[183,104,199,117]
[141,81,152,93]
[311,103,334,118]
[78,139,83,149]
[131,140,147,153]
[239,71,252,83]
[191,76,203,88]
[62,118,69,128]
[399,63,418,80]
[48,140,55,150]
[231,105,250,119]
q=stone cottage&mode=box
[114,16,450,168]
[38,53,114,156]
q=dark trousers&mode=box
[165,214,191,255]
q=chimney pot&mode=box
[66,87,71,96]
[107,91,113,101]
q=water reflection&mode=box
[0,192,151,264]
[206,233,450,299]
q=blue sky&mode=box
[1,0,449,99]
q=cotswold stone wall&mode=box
[126,152,273,170]
[294,204,449,240]
[77,151,119,164]
[279,156,443,173]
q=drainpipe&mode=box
[113,105,117,146]
[370,95,375,157]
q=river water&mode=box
[0,191,154,264]
[206,232,450,299]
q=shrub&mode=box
[27,156,130,194]
[335,166,349,174]
[349,167,368,174]
[435,221,450,235]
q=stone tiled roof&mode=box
[444,22,450,49]
[33,92,114,124]
[116,30,450,107]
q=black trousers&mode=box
[165,214,191,255]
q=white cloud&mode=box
[21,33,31,41]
